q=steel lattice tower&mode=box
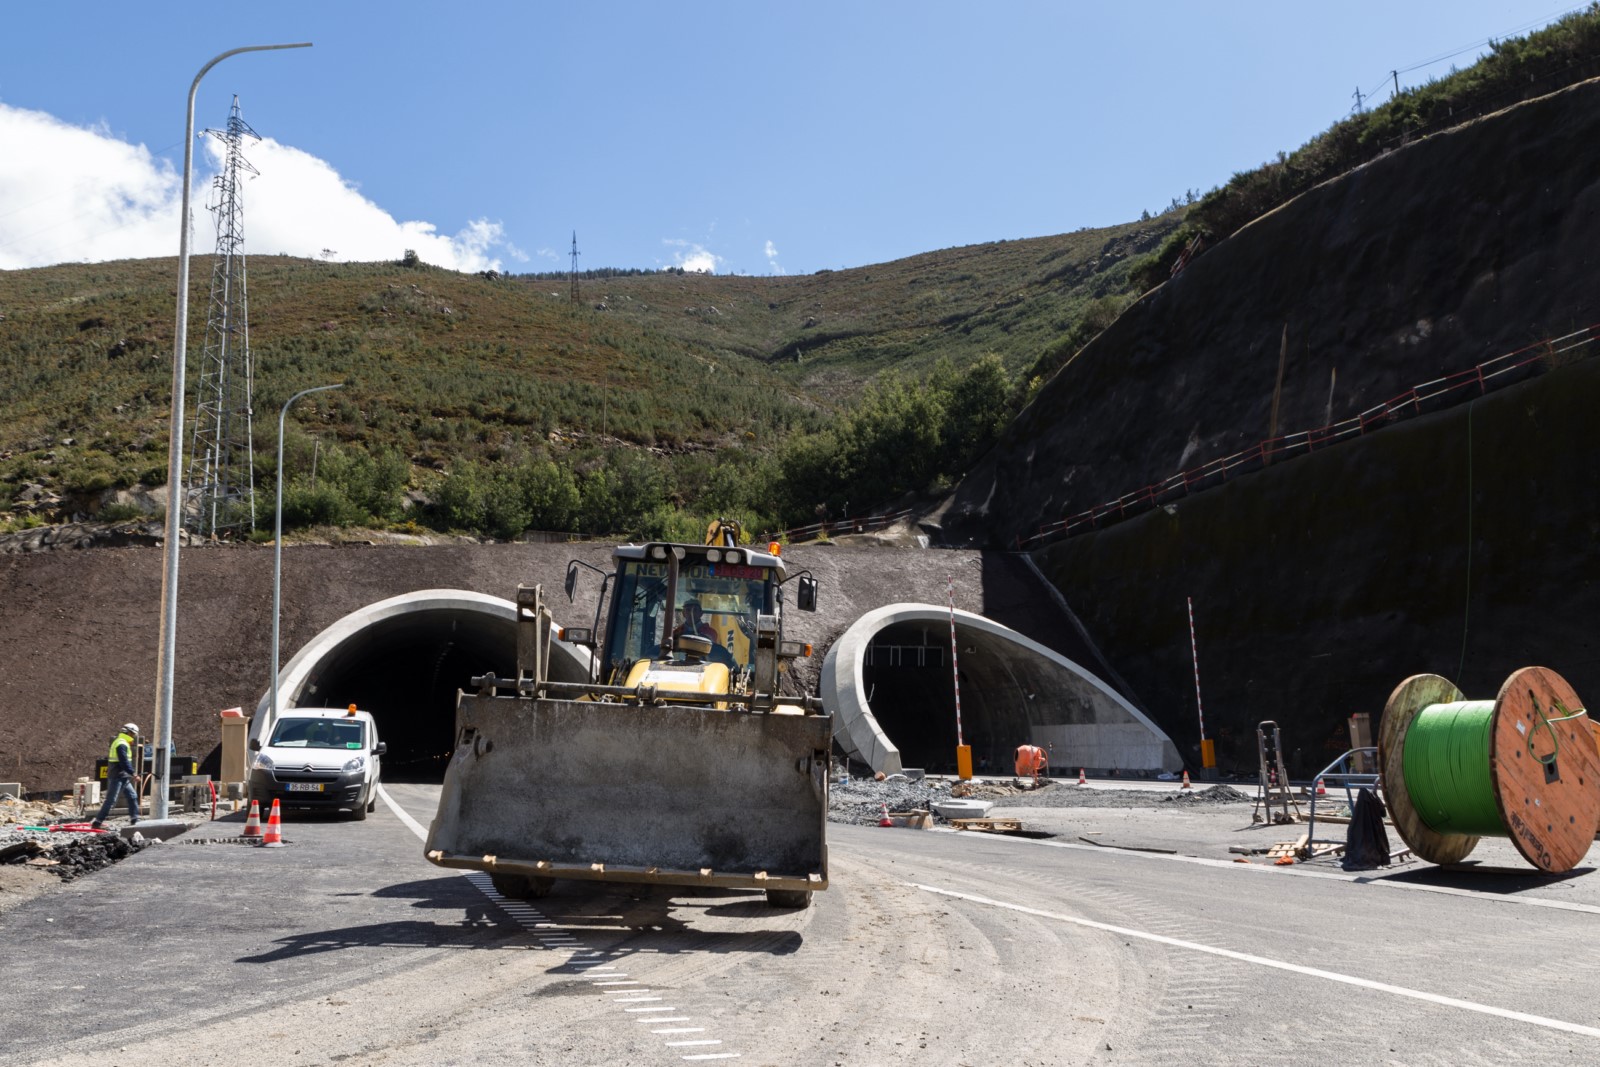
[185,95,260,539]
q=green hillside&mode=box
[0,215,1178,540]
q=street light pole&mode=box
[151,42,310,818]
[269,384,344,738]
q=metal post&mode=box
[1188,596,1215,773]
[948,576,970,779]
[269,384,343,736]
[151,42,311,818]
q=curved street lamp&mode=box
[152,42,311,818]
[268,383,344,738]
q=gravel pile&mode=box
[0,831,143,881]
[1159,784,1253,805]
[828,777,1257,814]
[828,776,954,825]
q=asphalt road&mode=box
[3,784,1599,1066]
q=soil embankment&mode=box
[0,541,1103,794]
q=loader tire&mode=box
[765,888,813,909]
[492,873,556,899]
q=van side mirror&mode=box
[249,737,261,752]
[797,575,818,612]
[374,741,388,756]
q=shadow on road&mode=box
[236,877,804,965]
[1363,863,1595,894]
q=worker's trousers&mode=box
[94,773,139,824]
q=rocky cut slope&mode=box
[938,77,1600,774]
[940,77,1600,549]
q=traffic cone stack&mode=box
[1077,768,1087,786]
[260,799,286,847]
[242,799,262,838]
[1181,770,1192,790]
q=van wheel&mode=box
[765,889,812,909]
[350,801,368,821]
[367,796,377,813]
[491,874,556,899]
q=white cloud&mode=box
[764,238,785,275]
[0,102,517,272]
[664,238,721,274]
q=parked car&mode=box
[249,706,385,820]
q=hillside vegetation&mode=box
[0,216,1177,540]
[1131,4,1600,289]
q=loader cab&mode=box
[593,542,813,690]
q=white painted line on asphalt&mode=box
[382,785,740,1061]
[376,784,432,839]
[913,882,1600,1040]
[653,1028,706,1034]
[595,980,639,986]
[972,831,1600,917]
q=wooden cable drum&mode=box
[1379,667,1600,872]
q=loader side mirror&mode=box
[564,564,578,602]
[797,575,818,612]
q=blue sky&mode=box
[0,1,1583,274]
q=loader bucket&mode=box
[425,691,832,893]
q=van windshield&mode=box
[269,718,366,750]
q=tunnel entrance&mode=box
[830,606,1180,778]
[860,622,1027,775]
[285,610,516,783]
[262,592,594,784]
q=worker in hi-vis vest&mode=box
[91,723,142,828]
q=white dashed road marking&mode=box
[377,785,741,1061]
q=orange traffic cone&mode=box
[260,799,286,847]
[1181,770,1192,790]
[242,799,262,838]
[1315,777,1327,797]
[879,802,894,828]
[1077,768,1087,786]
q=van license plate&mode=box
[288,782,324,792]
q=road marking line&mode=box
[912,882,1600,1039]
[653,1028,706,1034]
[667,1040,722,1047]
[968,831,1600,917]
[594,980,638,986]
[375,785,431,839]
[616,996,663,1003]
[380,786,738,1057]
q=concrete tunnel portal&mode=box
[251,591,590,783]
[823,604,1181,778]
[252,592,1179,784]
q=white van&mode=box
[248,706,386,820]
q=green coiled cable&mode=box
[1401,700,1505,836]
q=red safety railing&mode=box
[1017,324,1599,550]
[778,508,915,546]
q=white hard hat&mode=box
[122,722,141,736]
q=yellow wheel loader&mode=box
[425,524,831,908]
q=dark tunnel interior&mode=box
[290,612,517,783]
[861,623,1031,774]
